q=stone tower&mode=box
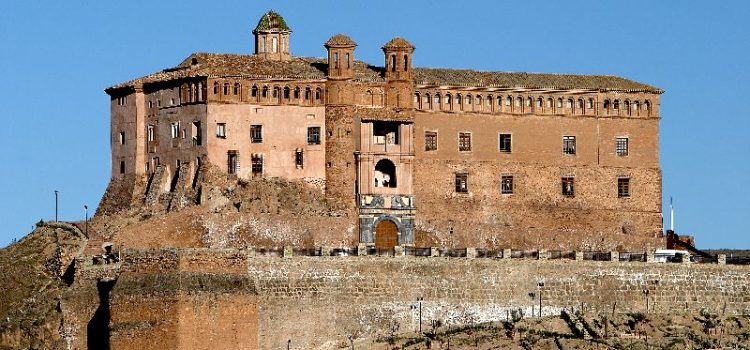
[382,37,415,108]
[253,10,291,61]
[324,34,357,105]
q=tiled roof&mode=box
[414,68,662,93]
[253,11,290,32]
[383,37,415,50]
[106,53,662,94]
[325,34,357,47]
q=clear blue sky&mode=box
[1,1,748,248]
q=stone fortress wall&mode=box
[67,248,750,350]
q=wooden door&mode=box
[375,220,399,249]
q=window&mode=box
[251,154,263,177]
[455,173,468,193]
[562,177,575,197]
[262,86,269,98]
[613,99,620,110]
[346,53,350,68]
[587,98,594,109]
[119,161,125,174]
[147,125,155,142]
[458,132,472,151]
[501,175,514,194]
[223,82,230,95]
[283,86,290,99]
[616,137,629,156]
[557,98,563,108]
[233,83,240,95]
[171,122,180,139]
[333,52,339,69]
[119,132,125,145]
[216,123,226,138]
[227,151,238,175]
[295,149,304,168]
[546,98,553,108]
[213,82,219,94]
[498,133,512,153]
[566,99,573,109]
[250,125,263,143]
[307,126,321,145]
[563,136,576,155]
[618,177,630,198]
[294,87,300,99]
[536,98,543,108]
[425,131,438,151]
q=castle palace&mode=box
[105,11,664,250]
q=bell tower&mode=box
[253,10,292,61]
[382,37,415,108]
[325,34,357,80]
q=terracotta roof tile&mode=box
[382,37,415,50]
[325,34,357,47]
[106,53,662,94]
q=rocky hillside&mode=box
[0,223,85,349]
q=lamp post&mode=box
[287,339,291,350]
[54,190,59,222]
[411,297,424,333]
[537,281,545,317]
[84,205,88,237]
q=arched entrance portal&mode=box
[374,220,399,249]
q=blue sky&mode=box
[0,1,748,248]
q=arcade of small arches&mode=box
[413,90,653,117]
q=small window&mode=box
[587,98,594,109]
[501,175,514,194]
[250,124,263,143]
[251,86,258,98]
[119,161,125,174]
[613,100,620,110]
[562,177,575,197]
[283,87,290,99]
[616,137,629,156]
[170,98,175,106]
[458,132,472,152]
[148,101,153,108]
[262,86,269,98]
[498,133,512,153]
[536,98,543,108]
[233,83,240,95]
[566,99,573,109]
[618,177,631,198]
[157,99,161,107]
[546,98,553,108]
[223,83,230,95]
[295,149,304,168]
[455,173,469,193]
[425,131,437,151]
[171,122,180,139]
[213,82,220,94]
[147,125,155,142]
[251,154,263,178]
[216,123,226,138]
[119,132,125,145]
[294,87,300,99]
[307,126,321,145]
[563,136,576,155]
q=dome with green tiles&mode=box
[254,10,291,33]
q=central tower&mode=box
[253,10,292,61]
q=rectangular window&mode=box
[216,123,226,138]
[562,177,575,197]
[119,161,125,174]
[563,135,576,155]
[250,124,263,143]
[616,137,629,156]
[455,173,469,193]
[458,132,472,151]
[171,122,180,139]
[618,177,630,197]
[251,154,263,177]
[147,125,155,142]
[227,151,238,175]
[425,131,438,151]
[501,175,514,194]
[119,132,125,145]
[295,149,304,168]
[307,126,321,145]
[498,133,512,153]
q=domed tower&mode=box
[253,10,292,61]
[324,34,357,80]
[382,37,415,108]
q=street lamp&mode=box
[411,297,424,333]
[54,190,59,222]
[84,205,88,237]
[537,281,545,318]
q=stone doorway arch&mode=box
[374,219,399,249]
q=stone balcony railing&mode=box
[359,194,415,210]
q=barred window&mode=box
[618,177,630,197]
[501,175,514,194]
[251,154,263,177]
[498,133,512,153]
[563,136,576,155]
[307,126,321,145]
[455,173,468,193]
[562,177,575,197]
[250,125,263,143]
[425,131,438,151]
[458,132,472,151]
[616,137,628,156]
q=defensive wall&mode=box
[68,248,750,350]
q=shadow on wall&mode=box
[87,279,116,350]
